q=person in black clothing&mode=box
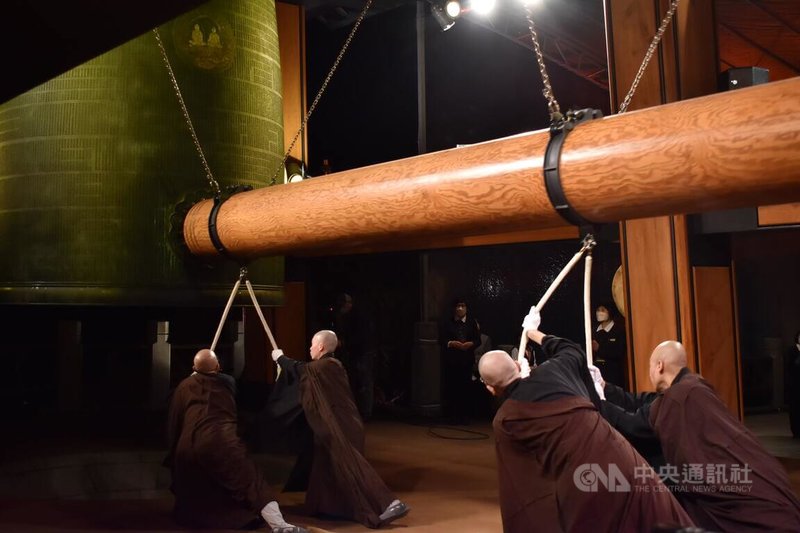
[439,297,481,423]
[331,293,376,420]
[592,303,627,389]
[600,373,666,473]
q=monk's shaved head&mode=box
[194,349,220,373]
[310,330,338,360]
[651,340,687,370]
[315,330,338,354]
[479,350,520,394]
[649,340,687,392]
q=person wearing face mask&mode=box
[591,303,627,389]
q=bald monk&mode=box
[165,349,307,533]
[270,330,409,528]
[480,307,693,533]
[601,341,800,532]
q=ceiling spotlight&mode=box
[431,1,457,31]
[445,1,462,18]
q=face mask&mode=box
[596,311,609,322]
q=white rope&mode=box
[243,278,281,378]
[244,278,278,350]
[211,278,242,352]
[517,248,585,365]
[517,236,596,374]
[583,253,594,366]
[211,272,281,378]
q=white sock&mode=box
[260,501,294,530]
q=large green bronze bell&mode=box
[0,0,284,305]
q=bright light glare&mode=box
[445,0,461,18]
[471,0,497,15]
[520,0,543,6]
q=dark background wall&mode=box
[732,228,800,356]
[287,235,623,405]
[423,238,622,347]
[732,228,800,409]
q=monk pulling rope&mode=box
[517,234,596,376]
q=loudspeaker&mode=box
[718,67,769,91]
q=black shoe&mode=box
[379,501,410,526]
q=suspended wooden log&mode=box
[184,77,800,258]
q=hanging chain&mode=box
[269,0,374,185]
[618,0,682,114]
[153,28,221,196]
[523,4,562,123]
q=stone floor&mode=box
[0,412,798,532]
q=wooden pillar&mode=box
[277,2,307,163]
[605,0,718,391]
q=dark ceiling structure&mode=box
[2,0,798,105]
[716,0,800,81]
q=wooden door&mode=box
[693,266,743,418]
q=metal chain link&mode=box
[152,28,221,196]
[618,0,682,114]
[269,0,374,185]
[523,4,562,123]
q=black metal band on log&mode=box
[208,196,231,258]
[543,108,604,227]
[183,78,800,259]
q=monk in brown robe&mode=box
[479,307,693,533]
[271,330,409,528]
[165,349,307,533]
[602,340,800,532]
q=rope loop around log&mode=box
[544,108,603,228]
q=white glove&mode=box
[519,356,531,379]
[521,306,541,331]
[594,380,606,401]
[588,364,606,400]
[588,364,604,386]
[271,349,284,362]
